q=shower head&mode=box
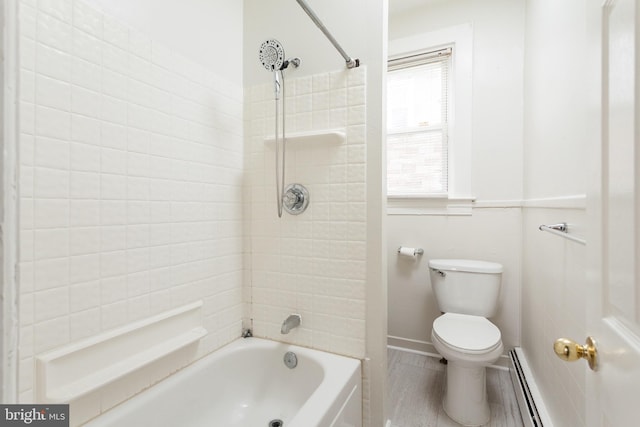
[259,39,286,71]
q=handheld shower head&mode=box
[259,39,285,71]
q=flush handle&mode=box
[429,268,446,277]
[553,336,598,371]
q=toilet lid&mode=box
[432,313,502,352]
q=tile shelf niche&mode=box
[264,129,346,147]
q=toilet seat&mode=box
[432,313,502,354]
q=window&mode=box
[387,48,451,197]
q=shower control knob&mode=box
[283,183,309,215]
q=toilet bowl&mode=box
[431,313,503,426]
[428,259,504,426]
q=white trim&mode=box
[389,23,473,200]
[387,195,587,215]
[2,0,19,404]
[522,194,586,209]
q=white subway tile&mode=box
[20,70,35,103]
[127,224,149,249]
[33,316,70,354]
[129,30,151,60]
[20,102,35,135]
[20,134,35,168]
[127,201,150,224]
[103,15,128,50]
[102,43,128,75]
[69,227,100,256]
[34,167,69,198]
[71,26,99,62]
[37,0,72,23]
[70,142,100,172]
[348,85,366,106]
[37,43,71,82]
[69,200,98,227]
[19,3,37,39]
[100,225,126,252]
[70,254,100,284]
[20,230,34,262]
[36,74,71,111]
[100,250,126,278]
[73,1,103,39]
[34,229,69,260]
[101,122,127,150]
[71,114,100,145]
[128,54,151,83]
[127,177,149,200]
[69,308,101,341]
[34,286,69,322]
[34,136,69,170]
[35,105,70,140]
[100,200,126,225]
[100,275,127,304]
[20,292,34,327]
[34,257,69,290]
[71,85,101,118]
[20,198,34,230]
[100,147,126,175]
[71,57,101,92]
[70,171,100,199]
[101,95,127,125]
[101,174,126,200]
[102,69,128,100]
[101,300,128,330]
[37,11,72,52]
[35,199,68,228]
[127,128,150,154]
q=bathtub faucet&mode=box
[281,314,301,334]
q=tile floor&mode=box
[387,348,524,427]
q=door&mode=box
[586,0,640,425]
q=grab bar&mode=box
[538,223,586,245]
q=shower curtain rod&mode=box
[295,0,360,69]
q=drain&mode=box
[269,419,284,427]
[283,351,297,369]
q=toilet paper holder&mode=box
[397,247,424,256]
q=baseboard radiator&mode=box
[508,348,545,427]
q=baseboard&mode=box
[387,336,510,369]
[508,348,554,427]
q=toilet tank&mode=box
[428,259,503,317]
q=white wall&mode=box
[521,1,588,425]
[387,0,525,356]
[17,0,244,422]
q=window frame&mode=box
[387,47,452,198]
[387,24,474,215]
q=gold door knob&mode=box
[553,336,598,371]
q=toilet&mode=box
[428,259,504,426]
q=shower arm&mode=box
[294,0,360,69]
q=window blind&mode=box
[387,48,451,196]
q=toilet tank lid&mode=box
[428,259,503,273]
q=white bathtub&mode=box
[85,337,362,427]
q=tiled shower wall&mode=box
[245,68,368,358]
[17,0,244,402]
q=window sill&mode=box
[387,196,475,216]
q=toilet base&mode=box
[442,362,490,426]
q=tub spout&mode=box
[281,314,301,334]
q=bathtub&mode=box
[85,337,362,427]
